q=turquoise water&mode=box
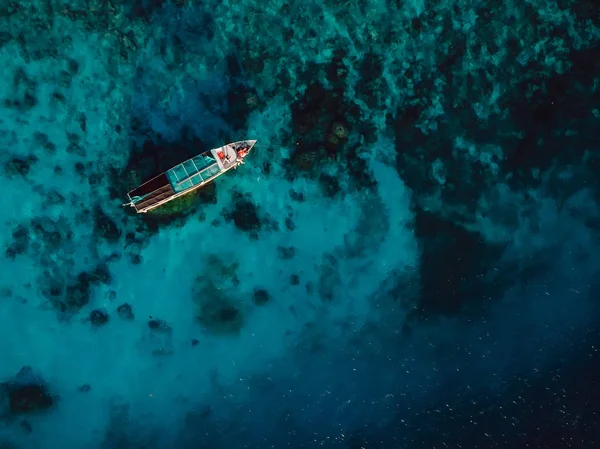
[0,0,599,448]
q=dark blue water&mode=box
[0,0,599,448]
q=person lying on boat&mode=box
[217,150,232,163]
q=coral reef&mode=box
[222,191,264,236]
[194,280,246,335]
[0,367,54,417]
[192,255,247,335]
[117,303,135,321]
[0,0,598,447]
[89,309,110,327]
[251,288,271,306]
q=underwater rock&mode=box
[290,274,300,285]
[128,0,168,22]
[145,317,174,356]
[0,31,11,49]
[196,182,218,205]
[224,84,261,131]
[148,318,172,334]
[571,0,600,25]
[262,215,280,233]
[411,208,507,318]
[355,52,385,110]
[223,192,262,233]
[318,254,342,302]
[66,141,85,157]
[106,290,117,301]
[34,131,57,154]
[277,246,296,260]
[78,112,87,133]
[5,224,30,259]
[291,149,320,172]
[117,303,134,321]
[501,47,600,190]
[1,367,54,415]
[6,66,38,112]
[262,160,271,176]
[8,385,53,414]
[345,145,377,191]
[67,58,79,75]
[47,265,111,314]
[204,255,240,286]
[252,288,271,306]
[325,121,350,151]
[13,67,32,91]
[318,173,341,197]
[325,132,341,151]
[4,155,38,177]
[193,277,245,335]
[90,309,109,327]
[197,301,243,334]
[290,82,360,164]
[325,48,349,89]
[90,264,111,283]
[124,233,144,265]
[411,16,424,33]
[46,190,66,205]
[94,206,121,243]
[74,162,86,176]
[31,216,67,250]
[4,92,37,112]
[51,91,66,104]
[285,216,295,231]
[289,190,305,202]
[58,70,72,89]
[392,111,491,216]
[305,281,314,295]
[291,84,328,135]
[20,419,32,434]
[62,277,92,311]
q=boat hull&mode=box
[124,140,256,214]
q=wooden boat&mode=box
[124,139,257,213]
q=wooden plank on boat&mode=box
[128,172,171,199]
[127,172,176,213]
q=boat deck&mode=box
[166,151,222,193]
[215,144,239,170]
[128,173,175,213]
